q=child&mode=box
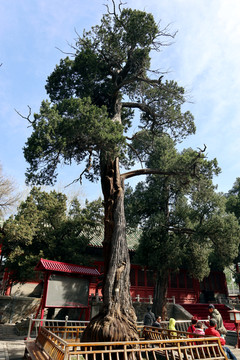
[194,321,205,336]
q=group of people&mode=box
[143,304,237,360]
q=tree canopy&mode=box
[125,136,240,316]
[2,187,103,283]
[24,7,195,186]
[226,177,240,220]
[225,178,240,280]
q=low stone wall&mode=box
[170,303,193,320]
[0,295,192,325]
[90,300,191,322]
[0,295,40,324]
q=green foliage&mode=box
[24,4,195,187]
[24,99,125,185]
[226,177,240,220]
[125,136,240,281]
[225,178,240,278]
[2,187,104,281]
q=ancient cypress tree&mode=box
[125,136,240,319]
[23,2,197,341]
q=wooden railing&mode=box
[25,327,67,360]
[25,326,228,360]
[26,316,89,339]
[143,325,208,340]
[27,316,195,339]
[27,315,196,340]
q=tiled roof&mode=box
[35,258,100,276]
[89,228,141,251]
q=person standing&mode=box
[144,305,156,325]
[208,304,227,335]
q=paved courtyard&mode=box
[0,325,25,360]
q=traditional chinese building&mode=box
[1,230,229,305]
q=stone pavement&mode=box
[0,323,240,359]
[0,324,25,360]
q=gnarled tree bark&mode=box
[81,156,138,342]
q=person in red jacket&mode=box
[205,319,237,360]
[187,316,198,338]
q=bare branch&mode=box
[15,106,33,127]
[191,144,207,177]
[55,46,75,56]
[126,143,144,168]
[0,164,20,216]
[65,149,93,188]
[135,75,164,85]
[104,0,126,16]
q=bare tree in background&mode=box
[0,164,20,218]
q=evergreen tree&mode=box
[2,187,103,282]
[23,3,201,340]
[125,136,240,317]
[225,177,240,282]
[226,178,240,220]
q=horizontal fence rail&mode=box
[27,316,208,339]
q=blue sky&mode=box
[1,0,240,212]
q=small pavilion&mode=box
[34,258,100,321]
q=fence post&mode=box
[65,315,68,327]
[63,315,68,339]
[172,296,175,304]
[27,314,33,339]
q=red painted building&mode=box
[0,230,229,304]
[92,260,228,304]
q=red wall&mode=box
[91,261,228,304]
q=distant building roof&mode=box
[89,228,141,251]
[35,258,100,276]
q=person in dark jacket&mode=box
[144,305,156,325]
[152,316,162,328]
[208,304,227,335]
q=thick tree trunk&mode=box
[152,270,169,320]
[82,156,138,342]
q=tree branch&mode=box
[15,106,33,127]
[122,101,152,113]
[126,143,144,168]
[121,168,191,181]
[121,144,207,181]
[65,149,93,187]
